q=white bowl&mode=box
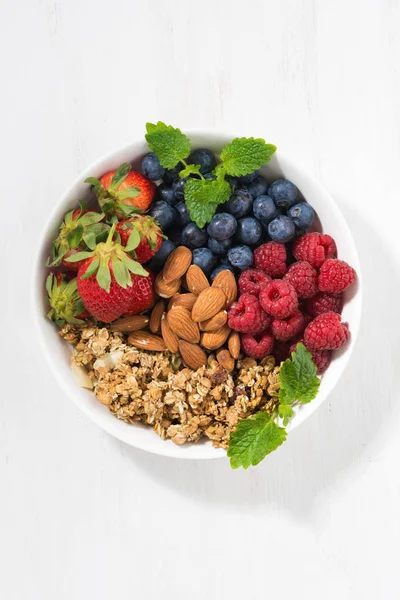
[32,132,362,460]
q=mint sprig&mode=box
[279,343,320,406]
[145,122,191,170]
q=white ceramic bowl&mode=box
[33,132,362,459]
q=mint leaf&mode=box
[228,412,287,469]
[145,122,191,169]
[179,164,202,178]
[184,177,231,227]
[279,343,320,405]
[278,405,294,426]
[220,137,277,176]
[185,198,219,229]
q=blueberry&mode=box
[227,245,253,271]
[172,177,186,201]
[149,201,176,231]
[225,175,240,190]
[141,152,165,181]
[245,175,269,198]
[192,248,217,274]
[268,179,297,210]
[236,217,263,246]
[219,256,230,265]
[207,213,237,241]
[145,239,176,272]
[167,228,182,245]
[175,201,191,227]
[252,194,278,222]
[268,215,296,243]
[224,190,253,218]
[288,202,315,229]
[188,148,216,174]
[207,236,233,256]
[239,171,259,184]
[181,223,208,249]
[156,182,177,205]
[210,264,236,281]
[203,172,216,180]
[162,164,184,185]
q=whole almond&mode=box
[149,300,165,333]
[216,349,235,371]
[162,246,192,283]
[228,331,241,359]
[199,310,228,332]
[167,307,200,343]
[111,315,149,333]
[128,331,166,352]
[161,313,179,353]
[186,265,210,295]
[170,293,197,311]
[179,340,207,370]
[154,272,181,298]
[201,324,231,351]
[212,269,237,307]
[191,287,226,322]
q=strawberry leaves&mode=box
[46,274,86,326]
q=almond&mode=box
[199,310,228,332]
[149,300,165,334]
[161,313,179,353]
[162,246,192,283]
[111,315,149,333]
[228,331,241,359]
[212,269,237,307]
[216,349,235,371]
[170,293,197,311]
[154,272,181,298]
[167,307,200,343]
[185,265,210,295]
[201,324,230,350]
[178,340,207,370]
[128,331,166,352]
[191,287,226,322]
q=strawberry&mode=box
[86,163,156,218]
[116,215,163,264]
[46,273,89,326]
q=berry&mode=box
[227,245,253,271]
[228,293,271,334]
[241,332,274,359]
[162,165,184,185]
[203,173,216,180]
[149,201,176,231]
[318,259,356,293]
[188,148,216,174]
[207,213,237,241]
[98,166,156,213]
[273,341,292,364]
[305,292,342,317]
[192,248,217,274]
[172,177,186,201]
[245,174,269,198]
[259,279,298,319]
[116,215,162,264]
[304,312,349,350]
[253,242,287,278]
[207,236,233,255]
[146,239,176,272]
[268,179,297,210]
[238,269,271,297]
[284,261,318,298]
[226,175,240,189]
[181,222,208,249]
[46,273,88,325]
[156,183,177,205]
[239,171,259,184]
[252,195,278,222]
[224,190,253,218]
[271,310,305,342]
[268,215,296,243]
[293,232,337,268]
[210,264,236,280]
[288,202,315,229]
[236,217,263,246]
[289,340,332,374]
[175,201,191,227]
[141,152,165,181]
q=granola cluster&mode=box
[60,324,281,449]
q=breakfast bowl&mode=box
[33,130,362,461]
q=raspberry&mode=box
[289,339,332,374]
[272,341,292,364]
[259,279,298,319]
[305,292,342,317]
[318,259,356,293]
[293,233,337,268]
[304,312,349,350]
[271,309,305,342]
[253,242,287,277]
[238,269,272,297]
[241,332,274,359]
[228,293,271,335]
[283,261,318,298]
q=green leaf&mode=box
[185,197,219,228]
[67,224,83,248]
[83,231,97,250]
[145,121,191,169]
[184,177,231,227]
[227,412,287,469]
[79,212,105,226]
[116,187,140,201]
[278,343,320,405]
[80,256,99,279]
[278,405,294,426]
[45,274,54,296]
[179,164,202,178]
[85,177,104,193]
[110,163,131,191]
[278,359,298,405]
[124,228,140,252]
[220,137,277,176]
[78,200,87,211]
[64,251,93,263]
[96,257,111,292]
[101,200,116,213]
[112,259,131,288]
[121,254,149,276]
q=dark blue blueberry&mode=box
[288,202,315,229]
[175,201,191,227]
[167,228,183,245]
[268,215,296,243]
[210,264,236,281]
[245,175,269,198]
[172,177,186,201]
[219,256,230,265]
[145,239,176,272]
[239,171,259,184]
[156,182,177,205]
[149,201,176,231]
[225,175,240,190]
[203,172,216,180]
[252,194,278,222]
[224,190,253,218]
[162,164,184,185]
[236,217,263,246]
[180,223,208,249]
[268,179,298,210]
[227,245,253,271]
[188,148,216,174]
[141,152,165,181]
[192,248,217,274]
[207,213,237,241]
[207,236,233,256]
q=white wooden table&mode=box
[2,0,400,598]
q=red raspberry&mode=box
[318,259,356,293]
[304,312,349,350]
[241,332,274,359]
[253,242,287,277]
[283,261,318,298]
[238,269,271,297]
[271,309,305,342]
[289,339,332,374]
[293,233,337,268]
[259,279,298,319]
[228,293,271,335]
[272,341,292,364]
[305,292,342,317]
